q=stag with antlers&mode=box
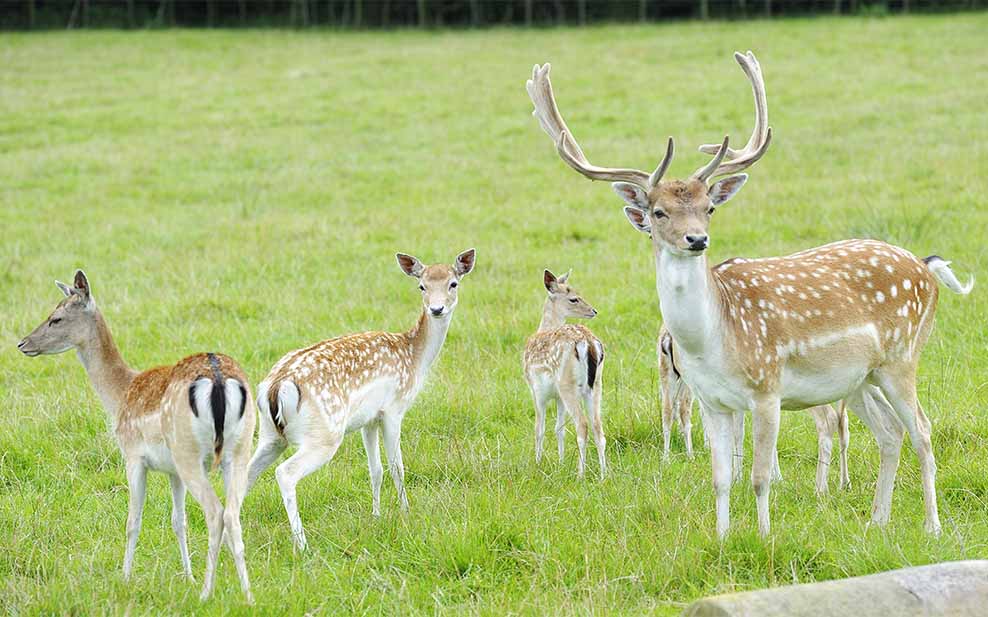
[527,51,972,537]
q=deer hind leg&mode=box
[361,423,384,516]
[168,474,194,582]
[873,367,940,535]
[174,457,225,600]
[732,411,745,484]
[751,397,781,537]
[274,430,343,552]
[660,374,675,461]
[221,443,253,603]
[846,384,903,528]
[809,404,838,497]
[246,418,287,493]
[122,461,147,580]
[678,385,695,460]
[838,400,851,490]
[584,383,606,479]
[382,414,410,512]
[558,386,588,478]
[554,396,567,462]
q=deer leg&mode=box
[703,405,735,539]
[531,384,548,464]
[275,436,342,552]
[122,461,147,580]
[586,383,606,479]
[361,423,384,516]
[559,387,588,478]
[809,404,837,497]
[178,463,225,600]
[246,427,287,493]
[555,398,567,462]
[873,367,940,535]
[221,457,253,604]
[731,410,745,484]
[847,385,903,528]
[751,397,781,537]
[382,415,409,512]
[838,400,851,490]
[679,386,695,459]
[168,474,193,582]
[660,377,674,461]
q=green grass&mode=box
[2,15,988,615]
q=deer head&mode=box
[543,269,597,320]
[527,51,771,257]
[396,249,476,318]
[19,270,98,356]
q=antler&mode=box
[527,63,674,190]
[693,51,773,182]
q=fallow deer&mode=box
[527,52,973,536]
[246,249,476,551]
[659,326,851,495]
[18,271,255,601]
[524,269,606,478]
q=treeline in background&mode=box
[1,0,983,29]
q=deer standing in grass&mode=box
[659,325,851,495]
[18,271,255,601]
[527,51,972,536]
[246,249,476,551]
[524,270,606,478]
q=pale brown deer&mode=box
[659,326,851,495]
[527,51,972,537]
[246,250,475,551]
[18,271,255,601]
[524,269,606,478]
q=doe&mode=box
[18,271,255,601]
[246,249,476,551]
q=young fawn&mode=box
[18,271,255,602]
[659,326,851,495]
[523,270,606,478]
[246,249,476,551]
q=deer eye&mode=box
[707,207,715,215]
[568,298,578,304]
[49,318,62,326]
[450,281,458,289]
[652,209,668,219]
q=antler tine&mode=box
[695,51,772,179]
[649,137,675,187]
[692,136,729,182]
[527,63,658,189]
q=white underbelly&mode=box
[344,376,401,433]
[780,363,869,410]
[678,355,753,413]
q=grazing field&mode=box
[2,15,987,615]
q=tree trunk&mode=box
[469,0,479,25]
[902,0,909,12]
[764,0,771,17]
[553,0,564,23]
[206,0,216,27]
[639,0,648,21]
[27,0,36,28]
[524,0,533,26]
[126,0,135,27]
[417,0,426,26]
[833,0,840,14]
[238,0,246,24]
[738,0,747,18]
[700,0,709,19]
[353,0,361,26]
[577,0,586,24]
[81,0,88,27]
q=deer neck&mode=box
[537,298,567,332]
[656,247,723,355]
[75,312,136,418]
[407,309,452,385]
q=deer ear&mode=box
[396,253,425,278]
[73,270,91,299]
[612,182,650,210]
[543,269,558,292]
[708,173,748,206]
[454,248,476,277]
[556,269,571,284]
[624,206,651,234]
[55,280,73,297]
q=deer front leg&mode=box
[731,410,745,484]
[122,461,147,580]
[361,423,384,516]
[382,415,409,512]
[168,474,193,582]
[555,400,567,462]
[703,405,735,539]
[660,380,674,461]
[751,397,781,537]
[837,400,851,490]
[531,385,548,464]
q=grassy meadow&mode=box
[2,14,988,615]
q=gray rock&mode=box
[684,560,988,617]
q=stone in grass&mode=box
[683,560,988,617]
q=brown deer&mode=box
[527,51,972,537]
[659,326,851,495]
[18,271,255,601]
[245,250,475,551]
[523,269,606,478]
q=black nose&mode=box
[685,234,709,251]
[430,307,444,316]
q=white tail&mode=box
[925,255,974,295]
